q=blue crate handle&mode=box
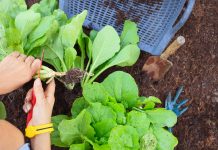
[154,0,195,55]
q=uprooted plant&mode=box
[0,0,140,90]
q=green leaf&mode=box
[0,24,7,59]
[120,20,139,47]
[71,97,89,118]
[106,44,140,67]
[87,103,116,123]
[83,83,109,104]
[44,36,67,72]
[70,142,91,150]
[84,34,93,59]
[5,28,23,53]
[37,0,57,16]
[139,96,162,104]
[140,131,157,150]
[26,15,59,51]
[107,102,126,125]
[146,109,177,127]
[60,10,87,48]
[93,119,117,140]
[93,144,110,150]
[78,32,88,70]
[0,101,6,119]
[51,115,70,147]
[90,30,98,42]
[127,110,150,138]
[53,9,68,26]
[58,110,95,145]
[108,125,140,150]
[152,126,178,150]
[27,16,55,44]
[73,56,81,69]
[102,71,139,108]
[44,56,62,72]
[90,26,120,71]
[144,102,156,110]
[15,10,41,40]
[64,47,77,70]
[0,0,27,18]
[0,13,13,28]
[138,96,161,110]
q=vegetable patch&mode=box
[52,71,178,150]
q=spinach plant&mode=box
[52,71,178,150]
[82,20,140,85]
[0,0,140,90]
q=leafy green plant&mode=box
[0,101,6,119]
[52,71,178,150]
[0,0,140,90]
[82,21,140,85]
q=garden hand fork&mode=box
[165,86,189,132]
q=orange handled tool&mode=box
[26,50,44,126]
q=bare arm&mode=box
[31,133,51,150]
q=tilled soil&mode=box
[1,0,217,150]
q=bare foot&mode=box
[0,52,41,95]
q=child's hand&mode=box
[0,52,41,95]
[23,78,55,126]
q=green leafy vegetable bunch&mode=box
[52,71,178,150]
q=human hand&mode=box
[0,52,41,95]
[23,78,55,126]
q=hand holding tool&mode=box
[26,50,44,126]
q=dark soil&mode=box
[1,0,217,150]
[60,68,87,84]
[103,0,163,26]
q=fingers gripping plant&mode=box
[0,0,140,90]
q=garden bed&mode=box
[1,0,218,150]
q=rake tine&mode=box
[178,106,189,117]
[177,99,189,108]
[165,92,172,108]
[173,86,184,104]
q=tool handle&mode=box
[26,90,36,126]
[160,36,185,60]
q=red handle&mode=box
[26,49,44,126]
[26,90,36,126]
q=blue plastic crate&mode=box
[59,0,195,55]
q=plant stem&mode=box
[88,66,108,83]
[81,51,85,70]
[82,57,92,85]
[133,107,145,113]
[83,66,94,84]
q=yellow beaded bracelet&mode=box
[25,123,54,138]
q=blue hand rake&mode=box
[59,0,195,55]
[165,86,189,132]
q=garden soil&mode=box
[1,0,217,150]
